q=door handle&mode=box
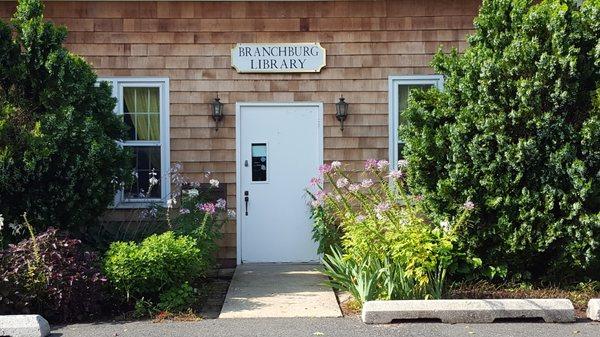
[244,191,249,216]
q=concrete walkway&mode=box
[219,264,342,318]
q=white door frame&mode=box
[235,102,324,265]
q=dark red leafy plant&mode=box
[0,227,116,322]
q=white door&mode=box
[237,103,322,263]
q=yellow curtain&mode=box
[148,88,160,140]
[123,87,160,141]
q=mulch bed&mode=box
[335,281,600,319]
[449,281,600,319]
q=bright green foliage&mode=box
[156,282,198,313]
[309,160,480,303]
[307,203,341,255]
[401,0,600,281]
[103,232,206,300]
[0,0,130,235]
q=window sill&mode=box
[110,199,166,209]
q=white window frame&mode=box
[98,77,170,208]
[388,75,444,171]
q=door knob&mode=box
[244,191,249,216]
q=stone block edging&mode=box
[361,299,576,324]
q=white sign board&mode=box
[231,43,326,73]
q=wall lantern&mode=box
[211,94,224,131]
[335,95,349,131]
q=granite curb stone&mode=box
[586,299,599,321]
[362,299,575,324]
[0,315,51,337]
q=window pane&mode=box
[398,84,431,127]
[125,146,161,199]
[398,142,405,161]
[251,143,267,182]
[123,87,160,141]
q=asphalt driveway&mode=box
[51,317,600,337]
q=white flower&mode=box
[227,209,236,219]
[356,215,366,222]
[336,177,349,188]
[0,214,3,231]
[376,160,389,170]
[331,161,342,168]
[398,159,408,169]
[166,197,177,208]
[361,179,374,189]
[187,188,199,197]
[9,222,22,235]
[216,198,227,209]
[149,176,159,186]
[348,184,360,192]
[209,179,220,188]
[440,220,450,232]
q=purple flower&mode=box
[388,170,404,179]
[365,159,378,170]
[336,177,349,188]
[318,164,332,175]
[199,202,216,215]
[463,200,475,210]
[356,214,366,222]
[376,160,389,170]
[216,198,227,209]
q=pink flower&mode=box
[463,200,475,210]
[361,179,374,189]
[199,202,216,215]
[336,177,349,188]
[388,170,404,179]
[318,164,332,175]
[377,160,389,170]
[375,202,390,213]
[365,159,378,170]
[331,161,342,169]
[414,194,424,201]
[309,177,322,186]
[216,198,227,209]
[348,184,360,192]
[315,190,327,199]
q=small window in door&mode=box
[251,143,267,182]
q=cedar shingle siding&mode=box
[0,0,479,264]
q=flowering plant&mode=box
[308,159,480,302]
[140,163,235,269]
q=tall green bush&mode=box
[0,0,130,235]
[401,0,600,281]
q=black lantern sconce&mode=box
[211,94,224,131]
[335,95,349,131]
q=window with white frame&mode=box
[388,75,444,170]
[99,78,170,205]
